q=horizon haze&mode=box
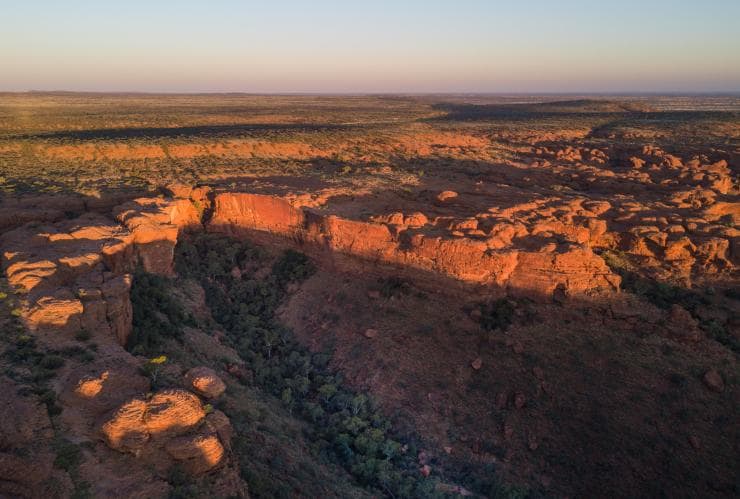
[2,0,739,93]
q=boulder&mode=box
[435,190,458,204]
[702,369,725,392]
[165,433,225,474]
[184,367,227,399]
[101,389,206,452]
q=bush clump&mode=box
[479,299,515,332]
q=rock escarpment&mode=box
[207,192,620,297]
[20,187,734,304]
[113,197,201,276]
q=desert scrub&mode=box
[3,329,64,415]
[53,438,91,499]
[167,464,200,499]
[74,329,92,342]
[378,276,412,298]
[141,355,168,389]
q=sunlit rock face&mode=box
[207,192,621,297]
[0,213,135,341]
[0,198,200,345]
[114,197,202,276]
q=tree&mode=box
[318,383,337,405]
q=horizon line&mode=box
[3,90,740,97]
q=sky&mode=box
[1,0,739,93]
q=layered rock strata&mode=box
[207,192,621,296]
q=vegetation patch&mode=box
[128,269,195,356]
[175,234,453,497]
[479,298,516,332]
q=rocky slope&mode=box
[0,198,247,498]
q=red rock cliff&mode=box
[208,192,620,297]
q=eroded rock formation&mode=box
[113,197,201,276]
[1,198,202,345]
[0,198,245,497]
[184,366,227,399]
[1,213,134,341]
[208,192,620,297]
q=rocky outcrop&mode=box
[0,214,135,341]
[101,389,206,451]
[1,198,201,345]
[208,192,620,297]
[184,366,227,399]
[114,197,201,276]
[100,389,229,475]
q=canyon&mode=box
[0,94,737,498]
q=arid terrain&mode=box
[0,93,738,498]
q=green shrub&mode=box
[53,438,82,472]
[59,345,95,362]
[479,298,515,332]
[167,465,199,499]
[39,354,65,370]
[75,329,92,341]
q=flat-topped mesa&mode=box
[208,192,620,297]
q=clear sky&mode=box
[2,0,739,93]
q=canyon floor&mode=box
[0,93,737,498]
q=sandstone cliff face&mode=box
[114,197,202,276]
[208,192,620,297]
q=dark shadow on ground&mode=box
[10,122,360,141]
